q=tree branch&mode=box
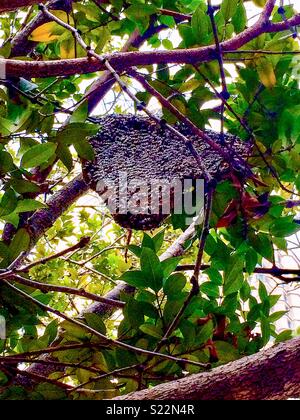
[26,175,89,248]
[176,265,300,284]
[1,273,125,308]
[10,0,73,57]
[114,336,300,400]
[0,0,46,13]
[3,12,300,78]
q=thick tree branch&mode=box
[115,337,300,400]
[0,0,46,13]
[3,12,300,78]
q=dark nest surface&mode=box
[82,114,251,230]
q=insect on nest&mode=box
[82,114,251,230]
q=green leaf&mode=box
[140,248,163,292]
[152,229,165,252]
[191,6,209,43]
[163,297,185,324]
[84,313,106,335]
[163,273,186,296]
[120,271,146,289]
[269,294,281,308]
[0,372,8,386]
[240,282,251,302]
[200,281,219,298]
[43,320,58,344]
[124,298,144,329]
[182,354,202,374]
[141,231,165,253]
[10,179,40,194]
[56,144,73,172]
[232,1,247,33]
[275,329,293,343]
[56,123,98,146]
[178,24,197,48]
[269,311,287,323]
[128,245,142,258]
[160,257,181,279]
[142,233,155,251]
[258,281,268,302]
[247,303,261,322]
[15,199,47,213]
[223,254,244,296]
[0,117,13,136]
[0,242,9,261]
[21,143,57,169]
[70,102,88,123]
[214,341,239,363]
[125,4,157,21]
[249,233,274,262]
[157,64,170,83]
[73,139,95,161]
[221,0,238,21]
[139,324,163,339]
[160,15,175,28]
[261,317,271,346]
[196,320,214,345]
[203,267,222,285]
[204,234,217,255]
[8,228,30,262]
[220,293,238,314]
[1,213,19,229]
[35,383,66,400]
[270,217,300,238]
[0,189,17,217]
[0,151,15,173]
[95,27,111,54]
[245,248,258,274]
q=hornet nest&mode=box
[82,114,251,230]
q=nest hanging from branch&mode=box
[82,114,251,230]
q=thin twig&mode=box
[17,236,91,272]
[1,273,125,308]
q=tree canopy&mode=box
[0,0,300,400]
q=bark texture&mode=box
[115,337,300,400]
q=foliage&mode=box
[0,0,299,400]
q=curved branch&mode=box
[3,12,300,78]
[3,273,125,308]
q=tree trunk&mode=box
[114,337,300,400]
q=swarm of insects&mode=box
[82,114,251,230]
